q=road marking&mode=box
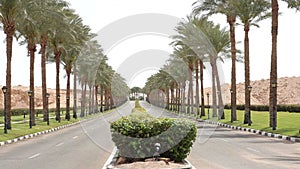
[73,136,78,139]
[247,147,260,153]
[56,142,64,147]
[28,153,40,159]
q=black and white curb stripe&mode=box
[203,120,300,143]
[0,122,81,147]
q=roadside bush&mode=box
[110,111,197,162]
[224,104,300,113]
[0,107,72,116]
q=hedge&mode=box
[224,104,300,113]
[110,109,197,162]
[0,107,72,116]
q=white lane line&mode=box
[247,147,260,153]
[56,142,64,147]
[73,136,78,139]
[28,153,40,159]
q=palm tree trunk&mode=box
[73,64,77,119]
[89,85,92,114]
[200,60,205,117]
[100,85,104,112]
[228,15,237,122]
[105,88,108,111]
[188,64,194,114]
[110,88,114,109]
[187,83,191,114]
[195,59,200,116]
[91,85,95,113]
[55,50,61,122]
[269,0,278,129]
[65,67,71,121]
[4,26,14,129]
[40,35,48,122]
[211,61,217,118]
[182,83,186,114]
[29,42,36,125]
[80,83,85,117]
[166,88,170,110]
[83,82,87,116]
[171,84,175,111]
[95,85,99,113]
[244,23,251,125]
[175,84,179,112]
[214,61,225,119]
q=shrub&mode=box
[0,107,72,116]
[224,104,300,113]
[110,111,197,162]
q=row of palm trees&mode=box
[1,0,129,129]
[144,0,299,128]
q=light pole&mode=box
[46,93,50,125]
[28,91,33,128]
[207,92,210,119]
[271,82,277,130]
[247,85,252,126]
[2,86,8,134]
[230,89,234,123]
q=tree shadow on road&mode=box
[258,155,300,164]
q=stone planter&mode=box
[105,148,193,169]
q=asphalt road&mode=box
[0,102,133,169]
[0,101,299,169]
[140,101,300,169]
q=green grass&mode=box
[200,109,300,138]
[0,109,114,142]
[134,100,147,113]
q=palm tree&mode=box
[0,0,24,129]
[173,16,231,119]
[95,56,109,112]
[77,40,103,115]
[193,0,239,122]
[170,44,196,114]
[283,0,300,10]
[269,0,279,130]
[47,6,81,122]
[232,0,270,125]
[131,87,142,100]
[29,0,69,122]
[269,0,300,129]
[17,0,41,126]
[60,12,91,120]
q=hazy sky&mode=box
[0,0,299,89]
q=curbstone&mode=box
[209,120,299,143]
[0,142,4,146]
[0,121,82,147]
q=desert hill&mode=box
[0,76,299,109]
[0,86,72,109]
[207,76,300,105]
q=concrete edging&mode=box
[0,121,81,147]
[202,120,300,143]
[103,147,195,169]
